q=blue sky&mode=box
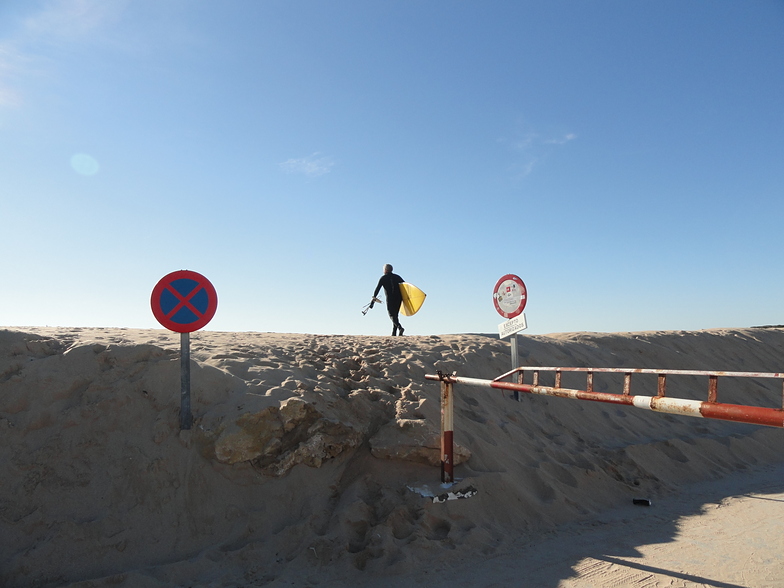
[1,0,783,336]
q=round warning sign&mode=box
[151,270,218,333]
[493,274,527,319]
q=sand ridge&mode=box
[2,326,784,587]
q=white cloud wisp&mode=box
[278,153,335,177]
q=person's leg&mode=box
[388,304,403,336]
[393,300,404,335]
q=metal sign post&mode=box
[151,269,218,431]
[180,332,192,430]
[493,274,528,401]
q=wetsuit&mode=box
[373,272,405,335]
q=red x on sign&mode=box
[151,270,218,333]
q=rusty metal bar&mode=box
[495,366,784,380]
[494,366,784,405]
[657,373,667,397]
[708,375,718,403]
[426,372,784,429]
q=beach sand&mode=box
[2,326,783,587]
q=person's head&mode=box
[383,264,393,274]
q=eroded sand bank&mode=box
[2,326,783,587]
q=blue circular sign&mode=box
[151,270,218,333]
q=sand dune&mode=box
[2,326,783,587]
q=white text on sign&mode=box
[499,314,527,339]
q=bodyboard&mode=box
[399,282,426,316]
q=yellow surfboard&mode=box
[399,282,426,316]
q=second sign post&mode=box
[493,274,528,401]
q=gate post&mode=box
[441,378,454,484]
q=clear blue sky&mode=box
[2,1,783,336]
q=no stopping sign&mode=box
[151,270,218,333]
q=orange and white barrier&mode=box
[427,366,784,482]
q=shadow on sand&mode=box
[354,462,784,588]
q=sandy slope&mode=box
[405,462,784,588]
[1,326,783,587]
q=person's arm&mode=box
[373,276,385,298]
[371,276,384,307]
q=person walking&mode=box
[371,264,405,336]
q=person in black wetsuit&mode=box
[371,264,405,336]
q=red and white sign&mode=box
[492,274,527,319]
